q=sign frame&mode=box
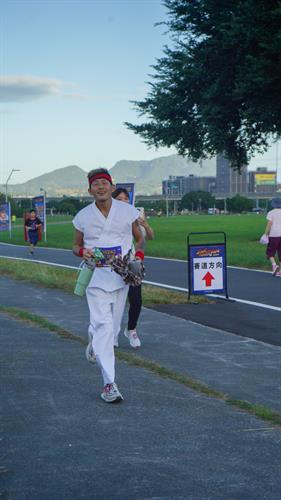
[115,183,135,205]
[187,232,228,300]
[255,173,276,186]
[0,202,11,236]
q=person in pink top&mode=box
[263,197,281,276]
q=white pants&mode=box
[86,286,128,385]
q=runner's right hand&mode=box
[83,249,94,259]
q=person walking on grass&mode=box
[262,197,281,276]
[112,187,154,348]
[25,209,42,255]
[72,168,144,403]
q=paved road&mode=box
[2,285,281,498]
[1,242,280,307]
[147,257,281,308]
[1,242,281,347]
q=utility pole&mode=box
[40,188,47,242]
[5,169,20,202]
[5,169,20,239]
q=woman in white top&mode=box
[264,197,281,276]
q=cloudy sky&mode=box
[1,0,280,185]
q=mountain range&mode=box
[1,154,216,197]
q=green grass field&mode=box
[12,214,73,228]
[0,213,269,269]
[0,258,199,304]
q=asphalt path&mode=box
[3,310,281,498]
[1,242,281,346]
[0,242,280,307]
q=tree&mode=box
[136,199,167,212]
[126,0,281,170]
[226,195,253,213]
[57,198,90,214]
[58,202,77,215]
[180,190,215,211]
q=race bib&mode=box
[95,246,122,267]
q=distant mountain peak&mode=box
[1,155,215,197]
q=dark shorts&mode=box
[266,237,281,260]
[28,230,38,245]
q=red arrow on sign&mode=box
[202,271,215,287]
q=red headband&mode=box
[88,172,112,186]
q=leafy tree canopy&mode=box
[180,190,215,210]
[126,0,281,170]
[226,194,253,213]
[57,202,78,215]
[51,198,89,215]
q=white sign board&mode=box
[189,244,226,295]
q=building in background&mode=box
[215,155,248,194]
[162,175,216,196]
[162,156,279,197]
[248,167,277,194]
[214,155,229,193]
[162,154,247,196]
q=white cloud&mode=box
[0,75,62,102]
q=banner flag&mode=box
[115,183,135,205]
[0,203,10,232]
[32,195,45,223]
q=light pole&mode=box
[165,196,169,217]
[40,187,47,242]
[5,169,20,202]
[40,187,46,198]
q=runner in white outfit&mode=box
[72,168,144,403]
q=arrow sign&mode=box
[202,271,215,287]
[189,244,226,295]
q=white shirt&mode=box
[267,209,281,237]
[73,198,139,291]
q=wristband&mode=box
[78,248,84,257]
[135,250,145,260]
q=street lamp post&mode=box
[40,188,47,242]
[165,196,169,217]
[5,169,20,239]
[5,169,20,202]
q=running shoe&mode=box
[100,383,123,403]
[124,328,141,348]
[272,263,279,275]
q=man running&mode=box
[25,209,42,254]
[72,168,144,403]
